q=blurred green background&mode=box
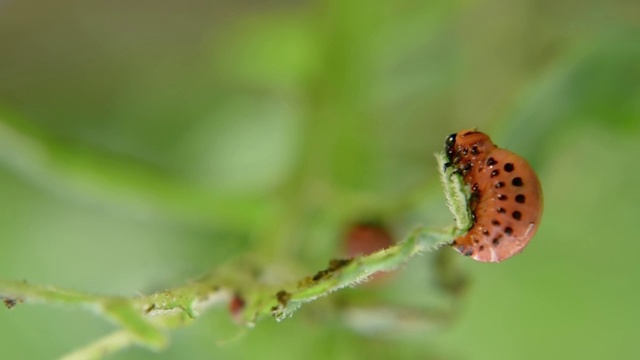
[1,0,639,359]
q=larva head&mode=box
[444,130,495,167]
[445,133,457,162]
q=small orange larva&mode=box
[444,129,543,262]
[343,222,396,284]
[344,222,394,258]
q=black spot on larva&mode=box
[473,237,479,244]
[487,157,497,166]
[504,163,514,172]
[479,245,485,251]
[491,219,500,226]
[512,177,523,187]
[463,249,474,256]
[497,207,506,214]
[482,229,490,236]
[515,194,526,203]
[495,181,505,189]
[497,194,507,201]
[472,183,479,192]
[504,227,513,235]
[512,211,522,220]
[471,145,479,155]
[462,147,469,156]
[491,170,499,177]
[492,237,500,245]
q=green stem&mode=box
[60,330,136,360]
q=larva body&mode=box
[445,130,543,262]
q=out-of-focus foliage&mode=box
[0,0,638,359]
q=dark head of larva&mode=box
[445,133,457,163]
[445,129,493,164]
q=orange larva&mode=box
[344,222,394,258]
[343,222,396,284]
[444,129,543,262]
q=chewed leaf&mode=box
[435,152,474,233]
